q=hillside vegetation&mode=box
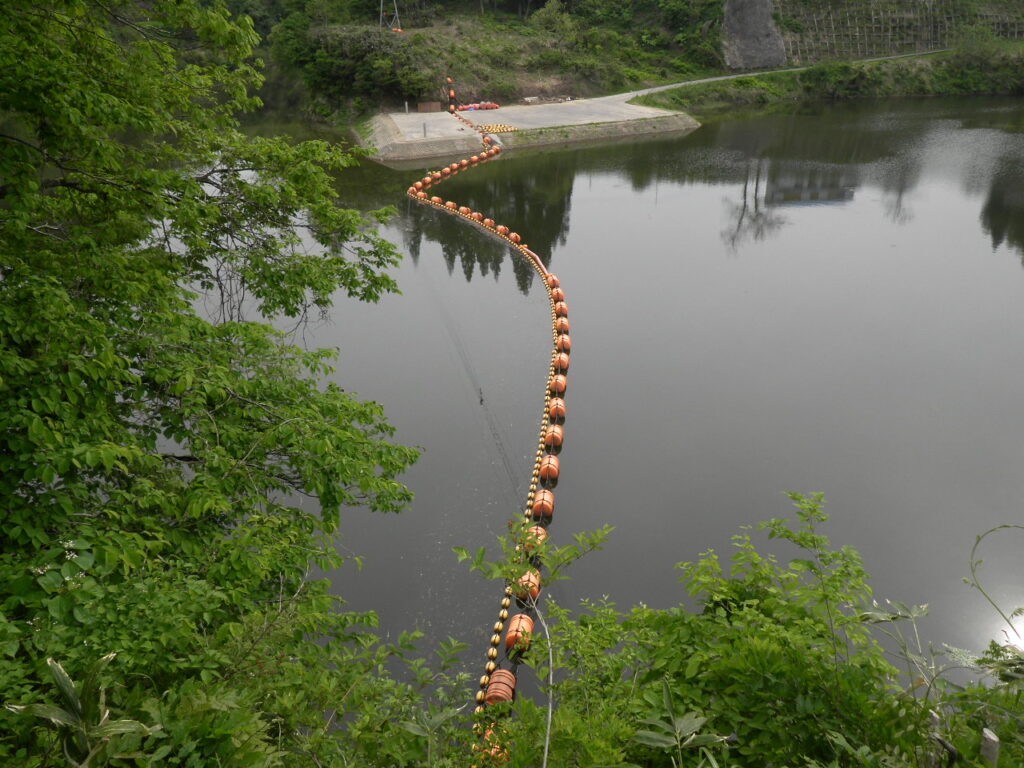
[252,0,725,114]
[244,0,1024,118]
[637,38,1024,117]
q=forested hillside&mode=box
[248,0,725,114]
[227,0,1024,117]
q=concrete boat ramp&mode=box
[364,91,699,166]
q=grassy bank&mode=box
[636,43,1024,118]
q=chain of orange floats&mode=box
[404,79,571,764]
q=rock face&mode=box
[722,0,787,69]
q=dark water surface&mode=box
[299,98,1024,658]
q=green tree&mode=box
[1,1,419,763]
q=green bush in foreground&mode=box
[494,496,1023,768]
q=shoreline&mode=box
[362,99,700,166]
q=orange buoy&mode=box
[422,176,432,185]
[493,146,502,154]
[430,196,443,204]
[447,76,453,84]
[441,167,451,176]
[554,352,570,373]
[550,287,565,302]
[555,317,570,333]
[449,163,460,172]
[508,232,521,244]
[547,273,560,288]
[416,191,428,199]
[514,570,541,602]
[554,301,568,317]
[556,334,571,353]
[539,454,560,484]
[471,212,484,221]
[483,136,493,144]
[407,186,417,195]
[448,104,455,113]
[413,181,424,190]
[481,728,510,763]
[532,489,554,519]
[524,525,549,550]
[485,669,516,704]
[432,171,442,180]
[445,201,457,209]
[549,376,567,397]
[483,218,495,228]
[548,397,566,422]
[458,206,472,215]
[449,89,456,99]
[471,155,480,163]
[460,159,469,167]
[496,225,509,236]
[544,423,564,448]
[505,614,535,653]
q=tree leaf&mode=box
[633,730,677,749]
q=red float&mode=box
[430,196,443,204]
[547,273,560,288]
[514,570,541,601]
[505,614,535,653]
[556,334,571,353]
[539,454,560,483]
[554,301,568,317]
[508,232,521,244]
[550,287,565,302]
[445,201,457,209]
[416,191,428,199]
[483,218,495,228]
[554,352,570,373]
[496,225,509,236]
[549,376,567,397]
[471,212,484,221]
[555,317,570,333]
[548,397,566,422]
[485,669,516,705]
[524,525,549,550]
[459,206,472,215]
[532,489,554,519]
[544,423,564,447]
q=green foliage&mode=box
[1,1,421,763]
[273,20,438,106]
[6,655,155,767]
[268,0,724,109]
[637,45,1024,117]
[638,494,928,765]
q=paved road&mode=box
[385,50,949,142]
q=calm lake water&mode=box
[292,97,1024,662]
